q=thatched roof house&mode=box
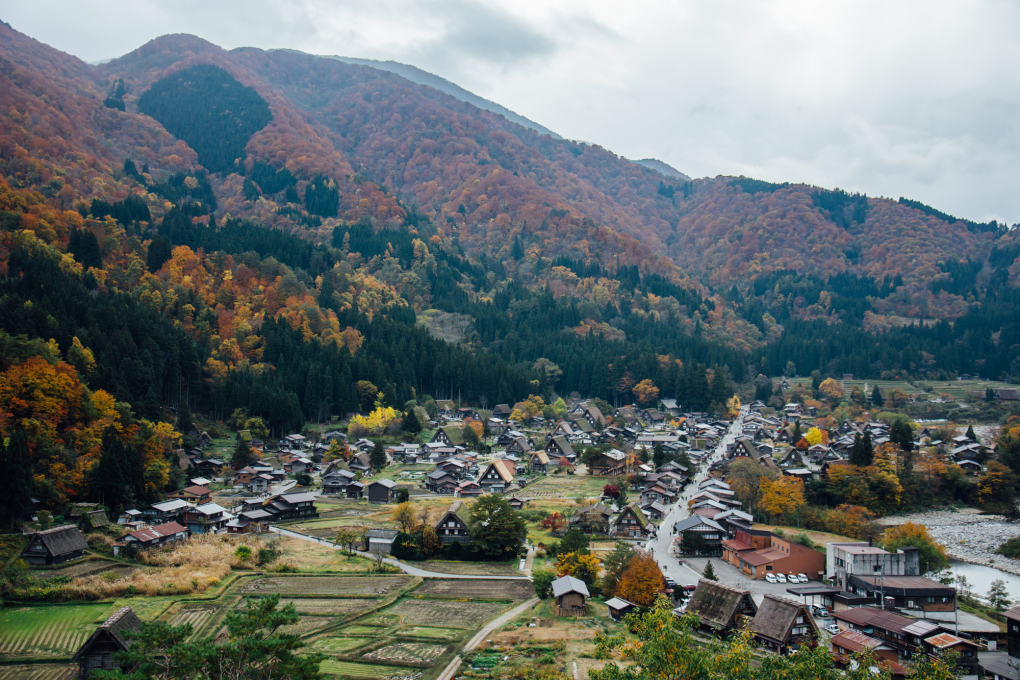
[73,606,142,677]
[684,579,758,634]
[21,525,88,565]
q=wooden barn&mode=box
[72,607,141,678]
[21,525,88,565]
[552,575,590,616]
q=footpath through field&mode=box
[435,597,540,680]
[268,526,532,580]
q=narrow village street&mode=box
[647,406,747,586]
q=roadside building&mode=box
[672,515,725,555]
[365,529,399,554]
[434,500,473,544]
[1005,604,1020,657]
[723,530,824,581]
[613,502,651,538]
[827,542,921,591]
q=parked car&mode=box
[797,573,809,583]
[775,573,787,583]
[765,573,777,584]
[664,578,677,589]
[825,624,841,635]
[683,584,697,593]
[787,574,802,584]
[812,605,831,617]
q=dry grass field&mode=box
[239,575,411,596]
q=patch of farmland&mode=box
[280,598,374,615]
[416,578,534,600]
[239,576,410,596]
[168,606,217,637]
[35,560,127,580]
[312,636,372,653]
[0,664,75,679]
[278,616,338,637]
[319,660,409,679]
[415,561,518,576]
[363,642,446,665]
[0,604,108,659]
[343,625,387,635]
[398,626,462,641]
[387,599,509,628]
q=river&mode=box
[949,559,1020,598]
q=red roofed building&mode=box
[118,521,189,554]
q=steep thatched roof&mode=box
[686,579,757,630]
[749,595,813,642]
[27,525,88,556]
[72,607,142,661]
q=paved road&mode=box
[436,597,540,680]
[269,525,532,580]
[647,407,747,587]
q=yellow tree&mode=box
[818,378,844,404]
[725,395,741,417]
[392,502,416,533]
[803,426,828,447]
[632,379,659,406]
[881,522,949,574]
[759,476,805,522]
[556,551,602,593]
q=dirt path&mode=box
[436,597,540,680]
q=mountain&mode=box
[311,53,562,139]
[631,158,690,181]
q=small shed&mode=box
[367,479,397,504]
[72,606,142,678]
[552,575,590,616]
[346,481,365,499]
[21,525,88,565]
[605,597,637,621]
[365,528,399,554]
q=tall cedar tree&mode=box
[0,431,34,530]
[890,419,914,452]
[849,432,874,467]
[871,385,884,406]
[232,438,256,469]
[369,440,387,470]
[401,409,421,434]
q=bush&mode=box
[234,545,253,562]
[997,536,1020,559]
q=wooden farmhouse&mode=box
[748,595,819,654]
[434,500,473,544]
[72,607,142,678]
[21,525,88,565]
[685,580,758,636]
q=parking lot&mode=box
[671,556,832,611]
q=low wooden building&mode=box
[748,595,818,654]
[614,502,651,538]
[434,500,473,544]
[552,575,590,616]
[21,525,88,565]
[72,606,141,678]
[367,479,397,504]
[118,521,188,554]
[605,597,636,621]
[685,579,758,636]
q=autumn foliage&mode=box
[614,552,664,606]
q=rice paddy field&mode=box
[239,575,412,596]
[278,598,376,615]
[524,474,613,498]
[0,603,109,660]
[385,599,509,628]
[415,578,534,600]
[0,665,75,680]
[318,660,410,679]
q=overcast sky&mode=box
[5,0,1019,225]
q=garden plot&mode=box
[239,576,410,596]
[0,604,108,659]
[414,561,518,576]
[398,626,462,641]
[312,636,373,653]
[36,560,129,580]
[0,664,75,679]
[278,616,338,637]
[363,642,446,665]
[319,660,410,679]
[387,599,509,628]
[416,578,534,600]
[279,598,374,615]
[343,625,388,635]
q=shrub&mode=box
[997,536,1020,559]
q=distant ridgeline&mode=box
[898,197,1006,235]
[138,65,273,174]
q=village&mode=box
[3,393,1020,680]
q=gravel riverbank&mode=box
[877,509,1020,576]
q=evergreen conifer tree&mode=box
[370,440,387,471]
[232,438,256,469]
[703,560,718,581]
[0,431,34,531]
[966,424,977,441]
[871,385,884,406]
[402,409,421,434]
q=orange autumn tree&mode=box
[632,379,659,407]
[615,552,664,606]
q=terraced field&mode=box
[35,560,131,580]
[343,624,389,635]
[398,626,462,641]
[319,660,409,679]
[311,636,373,653]
[278,615,339,637]
[168,606,218,638]
[387,599,508,628]
[0,604,108,659]
[239,576,411,596]
[363,642,446,664]
[416,578,534,600]
[0,664,75,679]
[279,598,375,615]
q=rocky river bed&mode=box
[877,508,1020,576]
